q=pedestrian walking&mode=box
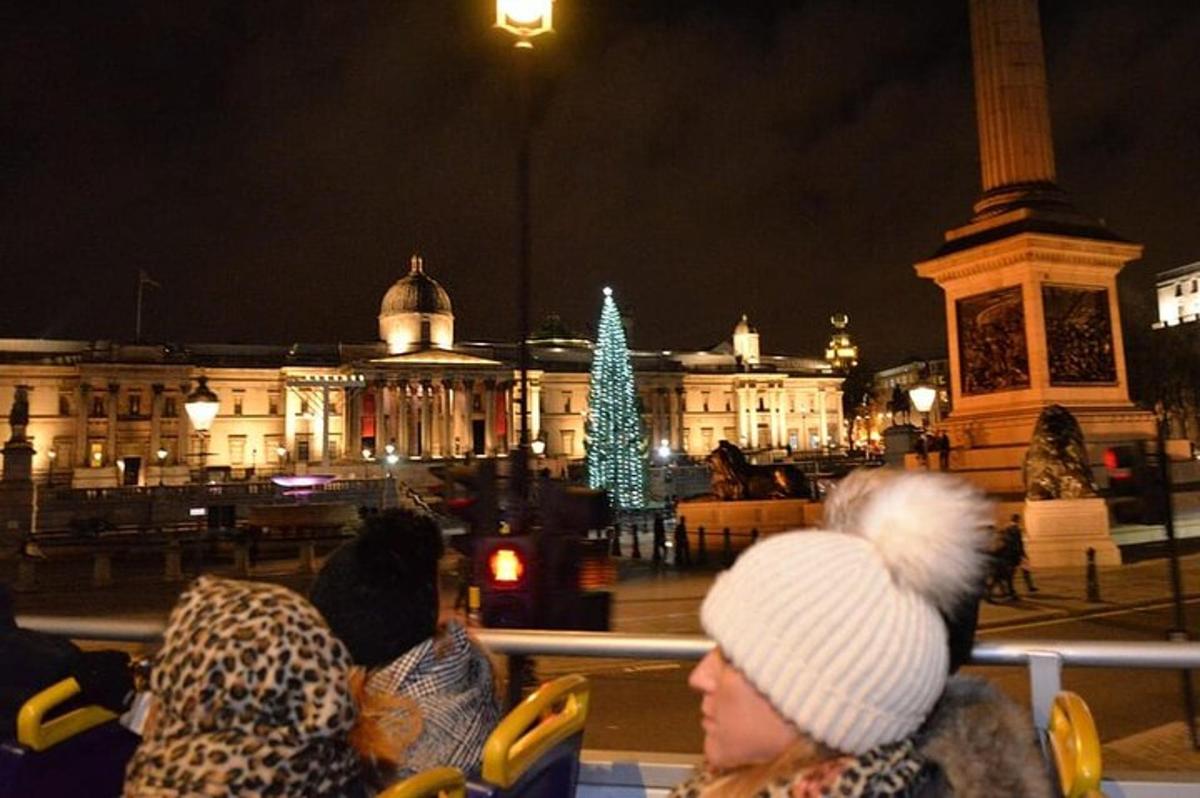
[938,431,951,470]
[630,523,642,559]
[652,514,668,564]
[674,516,691,567]
[916,434,929,468]
[721,527,733,566]
[609,525,622,557]
[1005,514,1038,594]
[697,525,708,565]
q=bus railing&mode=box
[15,618,1200,797]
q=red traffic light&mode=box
[488,547,526,585]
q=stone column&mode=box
[529,378,541,444]
[285,385,299,454]
[747,388,759,448]
[105,383,119,466]
[373,382,387,451]
[969,0,1058,211]
[778,387,790,449]
[178,383,192,466]
[346,387,361,459]
[675,388,686,450]
[484,380,496,455]
[420,381,433,459]
[75,383,91,466]
[818,389,829,448]
[460,379,474,456]
[443,380,456,458]
[149,384,163,464]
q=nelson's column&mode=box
[915,0,1157,566]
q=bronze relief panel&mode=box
[1042,284,1117,385]
[956,285,1031,396]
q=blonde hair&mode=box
[699,735,843,798]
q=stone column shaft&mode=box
[970,0,1057,192]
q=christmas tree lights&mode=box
[586,287,647,509]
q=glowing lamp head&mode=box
[184,376,220,433]
[496,0,554,40]
[657,440,671,460]
[489,547,525,584]
[530,438,546,456]
[92,451,103,464]
[386,453,400,465]
[156,447,168,462]
[362,447,373,460]
[47,448,57,461]
[602,286,612,297]
[385,442,396,455]
[908,384,938,415]
[276,445,287,459]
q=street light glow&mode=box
[184,376,220,432]
[908,384,938,415]
[496,0,554,39]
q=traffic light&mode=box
[476,535,538,628]
[1103,443,1165,524]
[436,461,500,536]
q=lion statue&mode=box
[1023,404,1098,500]
[706,441,809,500]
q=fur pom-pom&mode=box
[828,470,992,612]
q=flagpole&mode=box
[136,271,145,343]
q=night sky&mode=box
[3,1,1198,368]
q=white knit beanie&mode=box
[700,470,991,755]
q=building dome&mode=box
[379,254,456,353]
[380,255,452,316]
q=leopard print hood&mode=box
[123,576,362,797]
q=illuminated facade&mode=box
[0,259,843,487]
[1152,262,1200,329]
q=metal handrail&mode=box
[14,617,1200,669]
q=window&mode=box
[1176,283,1184,297]
[232,391,244,416]
[701,392,710,412]
[757,395,766,412]
[128,394,142,417]
[88,441,104,467]
[228,435,246,465]
[268,392,280,415]
[560,429,575,456]
[90,396,105,417]
[296,435,311,462]
[472,393,483,413]
[163,397,178,418]
[299,398,309,416]
[724,394,733,412]
[682,428,691,451]
[562,391,572,414]
[264,434,283,461]
[326,436,341,461]
[723,427,737,444]
[58,394,71,416]
[702,427,714,451]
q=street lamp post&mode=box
[46,448,56,487]
[907,382,937,469]
[276,445,288,474]
[184,376,220,482]
[156,446,168,487]
[496,0,553,532]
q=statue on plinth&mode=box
[7,386,29,444]
[1023,404,1097,500]
[706,441,809,500]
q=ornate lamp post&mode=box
[184,376,219,482]
[45,448,56,486]
[908,382,937,469]
[495,0,553,529]
[156,446,168,486]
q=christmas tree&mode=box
[586,287,647,509]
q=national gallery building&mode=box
[0,256,845,488]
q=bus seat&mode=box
[468,674,590,798]
[0,677,139,797]
[1047,690,1105,798]
[378,766,466,798]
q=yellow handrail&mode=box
[378,766,467,798]
[481,674,590,788]
[1048,691,1105,798]
[16,677,118,752]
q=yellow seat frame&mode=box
[481,674,590,788]
[16,677,118,753]
[1048,691,1105,798]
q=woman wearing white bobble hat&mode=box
[670,469,1052,798]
